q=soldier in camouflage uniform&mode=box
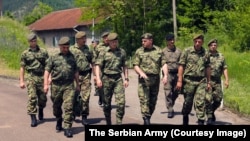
[95,32,129,125]
[70,31,94,126]
[20,33,49,127]
[162,34,182,118]
[43,36,80,138]
[133,33,168,125]
[205,39,229,125]
[93,32,109,106]
[176,34,211,125]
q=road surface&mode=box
[0,69,249,141]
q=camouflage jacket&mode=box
[95,46,127,75]
[209,51,227,78]
[45,52,77,82]
[20,46,49,75]
[70,44,92,72]
[93,42,109,63]
[179,46,210,77]
[133,45,167,74]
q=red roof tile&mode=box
[28,8,92,31]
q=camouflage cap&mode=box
[141,33,153,39]
[166,34,174,41]
[75,31,86,38]
[107,32,118,41]
[101,32,109,38]
[27,33,37,41]
[193,34,204,40]
[58,36,70,45]
[208,39,218,46]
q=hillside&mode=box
[2,0,74,19]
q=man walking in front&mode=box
[95,32,129,125]
[44,36,80,138]
[176,34,211,125]
[20,33,48,127]
[133,33,168,125]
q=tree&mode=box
[75,0,173,56]
[23,2,53,25]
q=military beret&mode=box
[141,33,153,39]
[75,31,86,38]
[166,34,174,41]
[27,33,37,41]
[58,36,70,45]
[193,34,204,40]
[208,39,218,46]
[107,32,118,41]
[101,32,109,38]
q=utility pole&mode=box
[0,0,2,18]
[92,9,95,41]
[172,0,177,39]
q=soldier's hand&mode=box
[96,79,102,88]
[44,85,49,94]
[176,81,182,91]
[20,82,26,89]
[162,75,167,85]
[224,80,229,88]
[139,72,148,79]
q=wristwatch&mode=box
[125,78,129,81]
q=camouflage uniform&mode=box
[45,51,77,129]
[93,42,108,93]
[179,46,210,121]
[206,51,227,118]
[70,44,93,117]
[162,46,182,114]
[95,46,127,124]
[133,45,167,119]
[20,46,48,115]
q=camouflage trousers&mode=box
[211,81,223,111]
[102,74,125,124]
[182,78,212,120]
[79,72,92,116]
[26,76,47,115]
[138,75,160,118]
[164,73,179,112]
[51,82,75,129]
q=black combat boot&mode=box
[207,118,213,125]
[64,128,73,138]
[143,117,150,125]
[198,119,205,125]
[211,113,216,122]
[167,110,174,118]
[105,116,112,125]
[183,115,189,125]
[38,108,44,120]
[30,114,37,127]
[56,118,63,131]
[82,115,89,125]
[98,95,102,106]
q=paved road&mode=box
[0,69,250,141]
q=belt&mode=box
[103,73,121,80]
[168,69,178,73]
[52,80,73,85]
[79,69,91,76]
[185,76,204,81]
[211,76,221,83]
[28,71,44,76]
[146,74,159,77]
